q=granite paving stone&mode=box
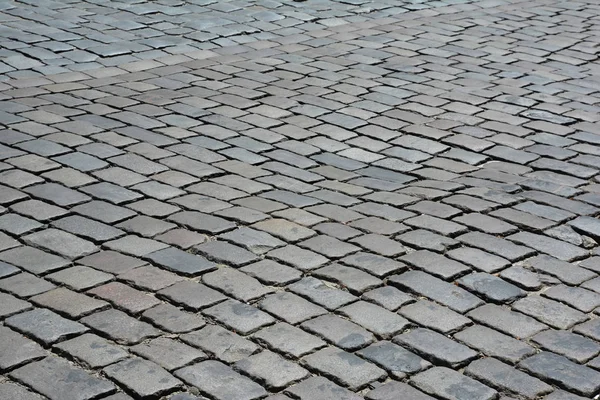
[175,361,267,400]
[302,347,386,391]
[9,357,115,400]
[104,357,183,398]
[53,333,128,369]
[5,308,88,345]
[2,1,600,397]
[0,326,46,371]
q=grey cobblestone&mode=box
[2,0,600,396]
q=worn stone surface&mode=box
[9,357,115,400]
[175,361,267,400]
[1,0,600,397]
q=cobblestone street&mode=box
[1,0,600,398]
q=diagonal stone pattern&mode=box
[1,0,600,399]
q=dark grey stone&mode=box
[9,357,115,400]
[520,352,600,396]
[6,308,87,345]
[411,367,497,400]
[465,358,553,399]
[175,361,267,400]
[146,247,217,276]
[104,357,183,398]
[303,347,386,391]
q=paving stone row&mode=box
[2,0,600,399]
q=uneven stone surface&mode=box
[1,0,600,397]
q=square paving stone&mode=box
[512,295,588,329]
[116,215,177,237]
[288,277,357,310]
[341,252,407,277]
[394,328,478,368]
[142,304,205,334]
[24,228,98,259]
[73,200,137,224]
[267,245,328,271]
[467,304,548,338]
[253,322,326,358]
[104,357,183,398]
[0,272,56,297]
[24,183,90,207]
[235,350,309,390]
[508,231,588,262]
[259,292,327,324]
[465,358,553,399]
[401,299,471,334]
[240,260,302,286]
[78,250,146,275]
[46,265,114,290]
[118,265,184,291]
[181,325,259,364]
[88,282,160,314]
[301,314,374,351]
[446,247,510,273]
[194,240,259,266]
[80,309,161,345]
[30,287,109,318]
[145,247,217,276]
[203,299,275,335]
[531,330,600,363]
[400,250,470,281]
[302,347,386,391]
[252,218,316,242]
[362,286,414,311]
[80,182,142,204]
[411,367,497,400]
[218,226,285,254]
[131,337,206,371]
[0,231,19,252]
[6,308,88,345]
[339,301,411,339]
[454,325,535,364]
[54,333,128,368]
[0,325,46,371]
[158,281,226,311]
[0,213,43,235]
[457,272,526,303]
[168,211,236,235]
[365,381,435,400]
[0,292,32,318]
[52,215,125,242]
[154,228,207,249]
[519,352,600,396]
[357,341,430,379]
[175,361,267,400]
[543,284,600,313]
[9,357,115,400]
[0,246,69,274]
[389,271,483,313]
[285,376,362,400]
[299,234,360,258]
[0,382,45,400]
[106,235,170,257]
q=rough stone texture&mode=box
[411,367,497,400]
[520,352,600,396]
[9,357,115,400]
[0,326,46,371]
[2,1,600,397]
[104,357,183,398]
[175,361,267,400]
[465,358,553,399]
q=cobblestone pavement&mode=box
[1,0,600,398]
